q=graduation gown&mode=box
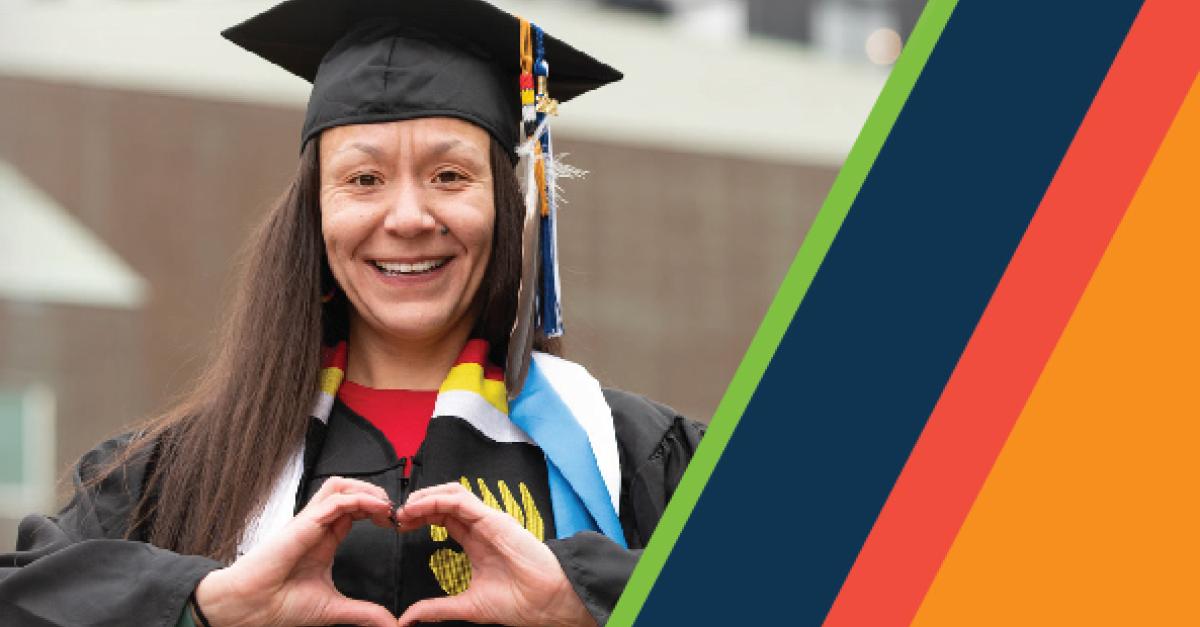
[0,389,702,626]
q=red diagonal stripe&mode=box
[823,1,1200,625]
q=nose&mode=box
[382,177,437,237]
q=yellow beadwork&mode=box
[427,477,547,594]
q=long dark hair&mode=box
[112,135,544,562]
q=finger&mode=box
[397,491,488,525]
[329,511,391,545]
[324,597,398,627]
[395,510,472,545]
[305,492,393,527]
[396,595,477,627]
[395,492,492,533]
[312,476,392,505]
[347,508,395,529]
[332,514,353,542]
[403,481,472,506]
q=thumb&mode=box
[396,595,478,627]
[322,597,398,627]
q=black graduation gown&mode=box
[0,389,702,626]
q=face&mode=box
[319,117,494,348]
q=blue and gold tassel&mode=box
[532,24,562,337]
[517,21,563,338]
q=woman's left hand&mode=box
[393,482,597,627]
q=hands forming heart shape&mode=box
[193,476,595,627]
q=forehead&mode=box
[319,117,491,160]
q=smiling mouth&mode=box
[370,258,451,276]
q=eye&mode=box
[349,173,381,187]
[433,170,468,185]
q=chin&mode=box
[364,306,467,343]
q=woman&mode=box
[0,1,701,626]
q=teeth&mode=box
[373,259,447,275]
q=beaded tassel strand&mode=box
[519,20,537,137]
[533,23,563,337]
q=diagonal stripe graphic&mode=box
[912,70,1200,626]
[824,1,1200,624]
[635,1,1142,625]
[607,1,961,624]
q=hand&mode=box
[193,476,398,627]
[394,482,597,627]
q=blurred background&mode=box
[0,0,922,547]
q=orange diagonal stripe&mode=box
[914,71,1200,626]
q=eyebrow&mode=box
[332,137,483,164]
[431,137,490,168]
[427,138,482,163]
[428,138,472,158]
[338,142,386,160]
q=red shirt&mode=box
[337,380,437,476]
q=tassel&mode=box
[514,21,564,337]
[532,24,562,337]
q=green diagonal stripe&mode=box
[607,1,960,624]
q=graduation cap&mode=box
[223,0,621,398]
[222,0,621,153]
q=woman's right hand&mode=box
[192,476,398,627]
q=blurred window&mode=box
[0,386,55,517]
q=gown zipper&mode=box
[393,456,408,617]
[398,456,412,505]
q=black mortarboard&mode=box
[222,0,622,154]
